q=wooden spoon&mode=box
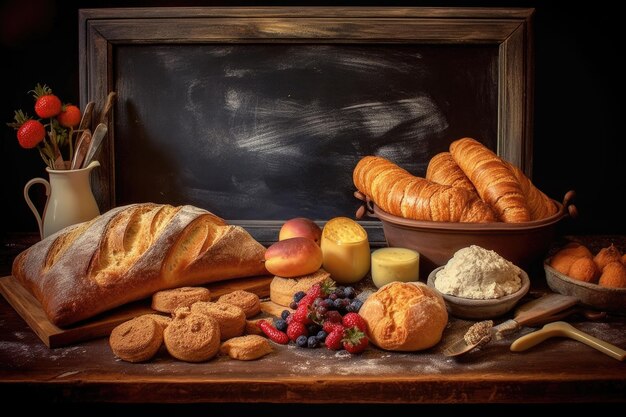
[71,129,92,170]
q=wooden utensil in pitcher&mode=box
[71,129,92,170]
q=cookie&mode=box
[141,313,172,330]
[152,286,211,313]
[270,268,330,307]
[218,290,261,318]
[109,315,163,363]
[164,309,220,362]
[220,335,273,360]
[190,301,246,340]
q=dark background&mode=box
[1,0,624,238]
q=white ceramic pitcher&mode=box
[24,160,101,239]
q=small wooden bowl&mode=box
[427,266,530,319]
[544,262,626,313]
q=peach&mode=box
[279,217,322,245]
[264,237,323,278]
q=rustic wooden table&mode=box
[1,234,625,406]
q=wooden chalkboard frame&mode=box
[78,7,534,242]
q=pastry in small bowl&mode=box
[545,241,626,312]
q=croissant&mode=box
[504,161,557,220]
[426,152,477,193]
[353,156,496,223]
[12,203,267,327]
[449,137,531,223]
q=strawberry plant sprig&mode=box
[7,83,82,170]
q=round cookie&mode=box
[220,335,273,360]
[190,301,246,340]
[164,309,220,362]
[270,268,330,307]
[152,286,211,313]
[218,290,261,318]
[109,315,163,363]
[141,313,172,330]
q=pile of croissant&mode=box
[353,137,557,223]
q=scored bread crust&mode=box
[12,203,267,327]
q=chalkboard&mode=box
[79,7,534,241]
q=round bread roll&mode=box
[151,286,211,313]
[359,281,448,351]
[218,290,261,318]
[270,268,330,307]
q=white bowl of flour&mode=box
[427,245,530,319]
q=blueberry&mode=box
[345,304,356,313]
[289,301,299,310]
[307,335,319,348]
[351,299,364,312]
[333,298,344,309]
[329,293,338,301]
[321,299,334,309]
[344,287,356,299]
[315,305,328,316]
[296,335,308,348]
[293,291,306,302]
[334,288,345,299]
[281,310,291,320]
[316,330,328,342]
[307,324,321,335]
[274,318,288,332]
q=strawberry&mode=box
[324,328,344,350]
[322,321,343,334]
[258,320,289,344]
[341,312,367,332]
[31,84,62,118]
[291,303,312,325]
[57,104,81,128]
[7,111,46,149]
[286,321,308,342]
[342,327,369,354]
[299,278,335,307]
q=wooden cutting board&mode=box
[0,274,272,348]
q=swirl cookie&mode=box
[220,335,273,360]
[191,301,246,340]
[109,315,163,363]
[164,308,220,362]
[152,287,211,313]
[218,290,261,318]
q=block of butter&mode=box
[371,247,420,288]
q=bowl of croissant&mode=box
[353,138,575,277]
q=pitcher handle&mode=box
[24,177,50,240]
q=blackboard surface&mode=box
[114,43,498,221]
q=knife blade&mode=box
[82,123,107,168]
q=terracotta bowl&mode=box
[355,191,576,278]
[544,262,626,313]
[427,266,530,319]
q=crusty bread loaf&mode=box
[353,155,496,223]
[12,203,267,327]
[426,152,477,193]
[359,281,448,351]
[449,138,531,222]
